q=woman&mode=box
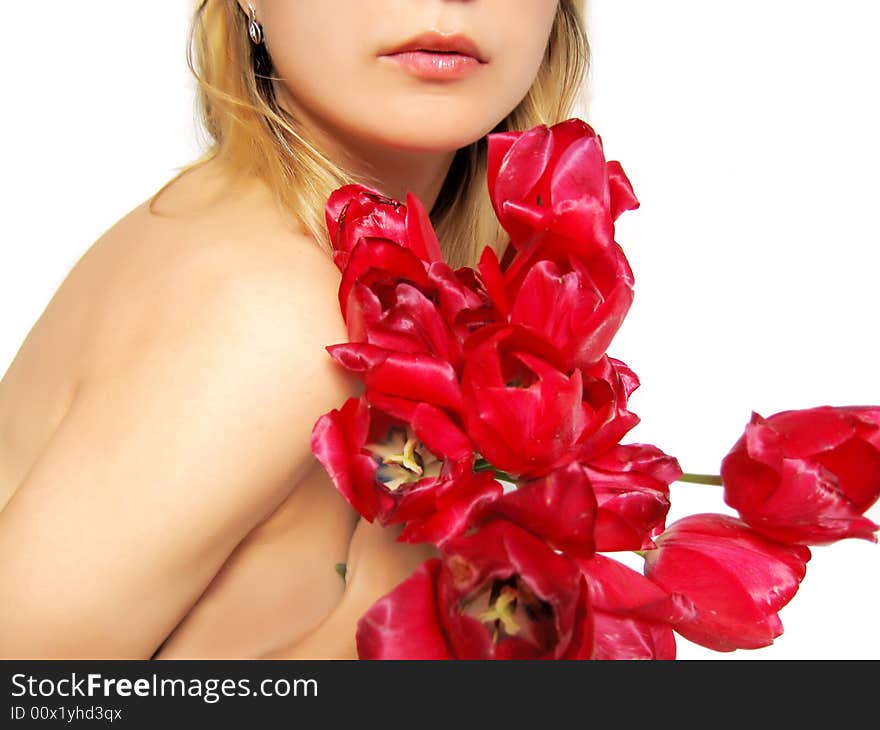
[0,0,589,658]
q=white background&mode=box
[1,2,877,659]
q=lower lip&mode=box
[380,51,485,80]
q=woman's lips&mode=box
[379,50,486,81]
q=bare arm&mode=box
[0,236,360,658]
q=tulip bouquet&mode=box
[310,118,880,659]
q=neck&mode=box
[274,83,456,212]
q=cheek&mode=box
[499,1,559,74]
[261,0,373,96]
[271,43,366,109]
[476,3,559,118]
[261,8,378,121]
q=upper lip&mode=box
[381,31,488,63]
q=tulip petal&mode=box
[310,397,392,521]
[405,191,444,263]
[607,160,640,221]
[549,135,608,210]
[591,614,677,660]
[473,460,597,558]
[492,125,552,211]
[812,435,880,512]
[576,554,689,660]
[408,402,472,463]
[476,245,510,319]
[366,351,463,414]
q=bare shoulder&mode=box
[80,159,351,384]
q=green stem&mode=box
[493,470,519,484]
[677,472,723,486]
[473,459,519,485]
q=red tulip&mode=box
[583,443,680,551]
[507,242,635,370]
[720,407,880,545]
[486,118,639,252]
[573,355,642,463]
[311,396,495,544]
[337,237,432,323]
[342,279,463,365]
[576,554,694,660]
[337,244,498,370]
[643,514,811,652]
[325,184,442,271]
[356,519,593,659]
[476,233,635,370]
[460,324,587,478]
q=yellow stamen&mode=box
[478,585,521,637]
[382,436,423,476]
[365,426,441,491]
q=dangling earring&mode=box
[246,3,264,45]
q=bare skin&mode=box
[0,158,438,659]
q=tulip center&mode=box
[464,575,556,649]
[366,425,441,491]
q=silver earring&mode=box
[246,3,264,45]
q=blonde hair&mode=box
[150,0,590,269]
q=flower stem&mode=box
[473,459,519,485]
[494,470,519,484]
[677,472,723,486]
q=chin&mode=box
[360,95,505,144]
[367,119,498,153]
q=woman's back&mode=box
[0,159,363,657]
